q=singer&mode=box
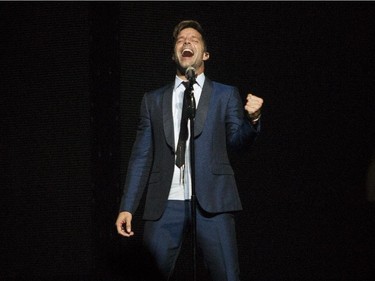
[116,20,263,281]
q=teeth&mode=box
[182,49,194,55]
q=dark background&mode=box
[1,2,374,281]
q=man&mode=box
[116,20,263,281]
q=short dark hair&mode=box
[173,20,207,51]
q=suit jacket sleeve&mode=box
[119,93,153,214]
[225,86,260,155]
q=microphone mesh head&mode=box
[185,66,196,80]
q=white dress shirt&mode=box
[168,73,205,200]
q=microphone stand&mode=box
[186,77,197,281]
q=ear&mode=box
[203,51,210,61]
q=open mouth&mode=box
[182,48,194,58]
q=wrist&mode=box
[248,113,261,124]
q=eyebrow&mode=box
[177,35,201,41]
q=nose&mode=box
[183,38,191,45]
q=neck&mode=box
[176,65,204,80]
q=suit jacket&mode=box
[119,77,260,220]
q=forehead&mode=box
[177,27,202,39]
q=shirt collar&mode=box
[174,72,205,90]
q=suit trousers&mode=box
[143,200,241,281]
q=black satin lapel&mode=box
[163,84,175,151]
[194,78,213,137]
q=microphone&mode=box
[185,66,196,83]
[184,66,196,118]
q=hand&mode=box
[115,211,134,237]
[244,93,263,123]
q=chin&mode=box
[176,63,188,74]
[179,58,195,66]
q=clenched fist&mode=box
[244,94,263,123]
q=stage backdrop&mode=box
[0,2,94,280]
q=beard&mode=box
[175,58,200,78]
[176,63,188,76]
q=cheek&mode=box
[173,49,180,60]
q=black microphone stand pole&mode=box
[186,77,197,281]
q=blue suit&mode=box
[119,77,260,280]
